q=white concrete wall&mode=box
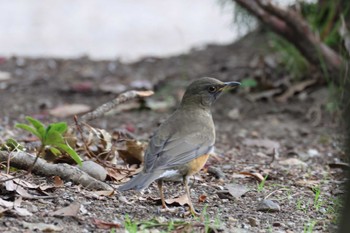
[0,0,300,61]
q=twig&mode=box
[233,0,344,77]
[79,90,153,123]
[0,145,45,183]
[0,151,113,190]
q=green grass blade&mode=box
[57,143,82,165]
[15,123,42,140]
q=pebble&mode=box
[228,108,240,120]
[247,217,259,227]
[79,160,107,181]
[257,199,281,212]
[0,71,11,81]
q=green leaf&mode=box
[241,78,257,88]
[49,147,61,156]
[45,130,64,146]
[0,138,24,151]
[49,122,68,134]
[25,116,46,139]
[57,143,82,166]
[15,123,42,139]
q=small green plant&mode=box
[257,175,268,192]
[304,220,317,233]
[16,116,82,166]
[0,138,24,151]
[312,186,323,211]
[240,78,258,88]
[124,215,138,233]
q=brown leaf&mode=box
[54,176,64,187]
[225,183,250,198]
[106,168,129,181]
[117,139,146,165]
[93,190,115,197]
[239,172,265,182]
[49,104,91,117]
[50,202,81,217]
[92,219,121,229]
[198,194,207,203]
[165,194,189,206]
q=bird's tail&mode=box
[118,171,161,191]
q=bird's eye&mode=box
[208,86,217,93]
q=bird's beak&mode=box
[219,81,241,91]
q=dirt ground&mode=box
[0,30,347,232]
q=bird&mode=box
[118,77,240,215]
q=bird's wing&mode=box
[143,132,214,172]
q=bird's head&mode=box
[180,77,240,108]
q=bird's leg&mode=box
[157,180,167,209]
[184,176,200,216]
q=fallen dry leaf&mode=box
[49,104,91,117]
[50,202,81,217]
[93,190,115,197]
[14,206,33,216]
[165,194,189,206]
[54,176,64,187]
[92,218,121,229]
[198,194,207,203]
[106,168,129,181]
[5,180,35,199]
[13,179,39,189]
[116,139,146,165]
[239,172,265,182]
[0,198,14,208]
[225,183,250,198]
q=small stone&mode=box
[0,71,11,81]
[257,199,280,212]
[307,149,320,157]
[279,158,307,167]
[228,108,240,120]
[247,217,259,227]
[319,207,326,214]
[286,221,295,228]
[80,161,107,181]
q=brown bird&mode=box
[118,77,240,215]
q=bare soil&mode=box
[0,30,346,232]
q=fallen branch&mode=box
[0,151,113,190]
[233,0,344,76]
[80,90,154,122]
